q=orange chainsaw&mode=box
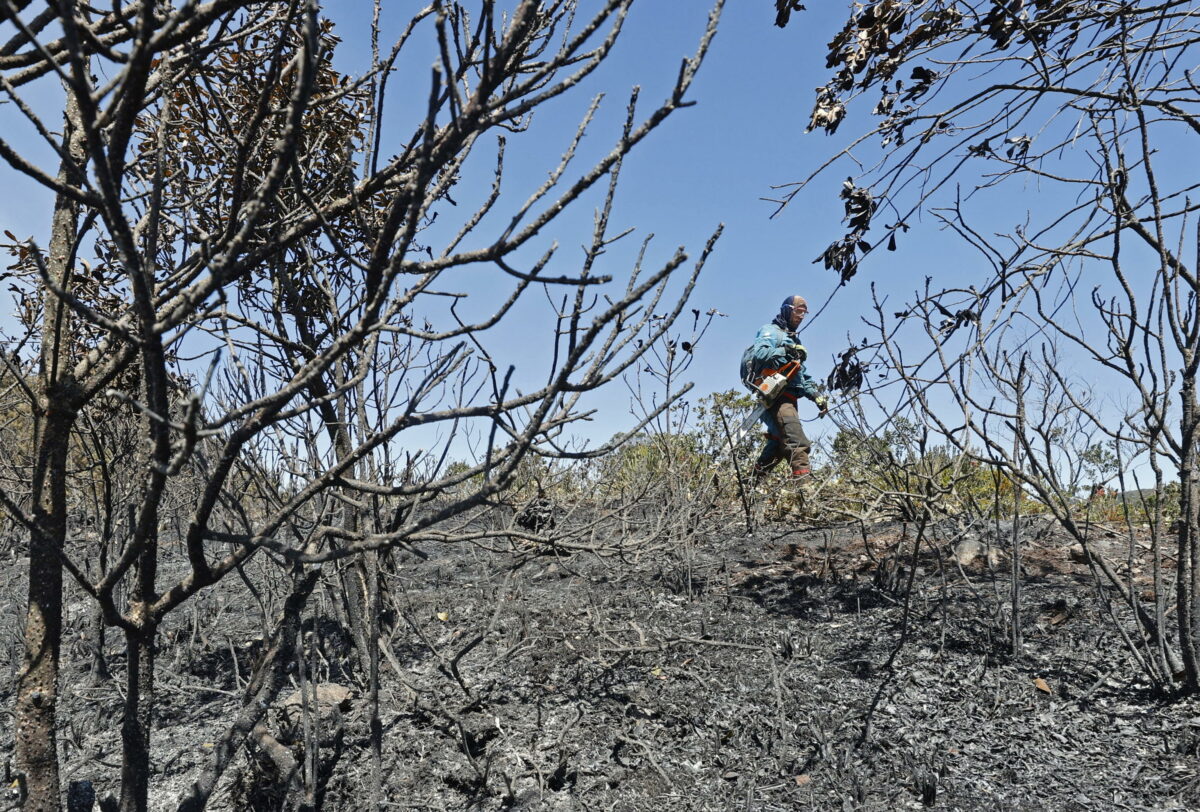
[730,359,804,447]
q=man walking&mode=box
[740,295,828,480]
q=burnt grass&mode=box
[4,512,1200,810]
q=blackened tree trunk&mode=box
[17,402,74,810]
[1178,375,1200,688]
[15,85,86,811]
[119,624,156,812]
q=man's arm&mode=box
[790,362,819,400]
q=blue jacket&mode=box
[741,322,819,401]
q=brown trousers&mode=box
[753,397,811,476]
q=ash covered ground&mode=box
[3,512,1200,810]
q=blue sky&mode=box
[370,0,1000,448]
[309,0,948,449]
[0,2,1160,470]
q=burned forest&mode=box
[5,1,1200,810]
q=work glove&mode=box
[786,343,807,362]
[814,394,829,417]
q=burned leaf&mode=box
[1006,135,1032,160]
[902,65,938,101]
[816,235,865,283]
[827,345,866,392]
[967,139,994,157]
[841,179,876,232]
[874,88,898,116]
[808,86,847,134]
[774,0,806,28]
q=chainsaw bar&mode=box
[729,403,767,448]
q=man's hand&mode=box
[814,394,829,417]
[787,343,807,362]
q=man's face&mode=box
[789,298,808,329]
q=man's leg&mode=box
[752,434,782,482]
[773,400,812,476]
